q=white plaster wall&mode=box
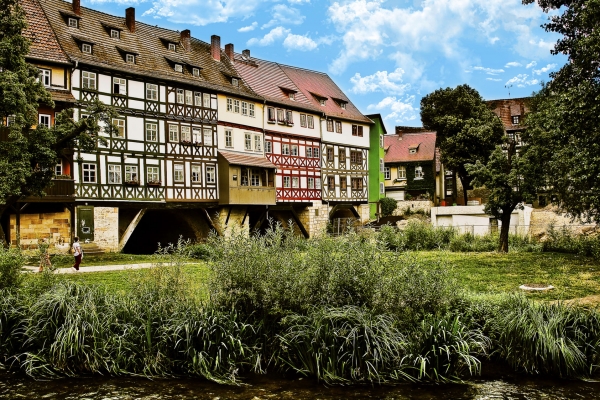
[321,120,370,148]
[127,116,144,141]
[98,74,111,93]
[129,80,144,98]
[217,94,262,128]
[72,69,80,88]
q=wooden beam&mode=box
[289,207,309,238]
[118,208,146,251]
[200,207,222,236]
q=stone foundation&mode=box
[297,201,330,237]
[92,207,119,251]
[212,206,250,237]
[394,200,432,215]
[10,210,71,249]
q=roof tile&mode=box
[384,132,437,163]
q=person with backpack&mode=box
[72,236,83,272]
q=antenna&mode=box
[504,84,513,98]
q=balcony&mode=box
[24,178,75,202]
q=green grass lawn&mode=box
[55,251,600,302]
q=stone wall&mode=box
[394,200,432,215]
[92,207,119,251]
[529,207,598,238]
[357,204,371,224]
[212,206,250,237]
[297,201,330,237]
[10,209,71,249]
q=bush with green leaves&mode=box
[379,197,398,217]
[0,247,24,290]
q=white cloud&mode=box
[486,78,502,81]
[505,61,522,68]
[526,61,537,68]
[288,0,309,3]
[247,27,290,46]
[472,66,505,75]
[532,63,557,75]
[505,74,539,88]
[367,96,418,123]
[350,68,410,95]
[238,22,258,32]
[143,0,264,25]
[283,34,317,51]
[262,4,304,29]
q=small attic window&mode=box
[192,68,200,77]
[231,77,239,87]
[82,43,92,54]
[174,64,183,73]
[319,99,326,106]
[512,115,520,125]
[409,148,417,154]
[126,54,135,64]
[68,18,78,28]
[289,93,295,101]
[340,102,346,109]
[110,29,120,39]
[168,43,176,51]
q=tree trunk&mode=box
[498,208,513,253]
[458,175,471,206]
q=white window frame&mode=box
[39,69,51,87]
[176,89,184,104]
[300,114,307,128]
[192,127,201,144]
[308,177,314,189]
[231,77,239,87]
[233,99,240,113]
[82,71,96,90]
[192,68,200,77]
[191,164,201,183]
[241,101,248,116]
[82,163,96,183]
[203,94,211,109]
[225,130,233,147]
[226,98,233,112]
[282,144,290,155]
[206,166,216,184]
[110,29,120,39]
[291,144,298,156]
[306,147,312,158]
[147,166,160,183]
[68,17,78,28]
[307,115,314,129]
[251,169,260,187]
[398,166,406,180]
[315,178,321,189]
[169,124,179,142]
[146,83,158,101]
[112,118,125,138]
[249,103,255,117]
[108,164,122,184]
[145,122,158,142]
[292,177,299,188]
[265,141,272,153]
[38,114,51,128]
[415,165,424,179]
[125,54,135,64]
[384,167,391,180]
[168,43,176,51]
[244,133,252,151]
[185,90,193,105]
[283,176,291,188]
[113,77,126,95]
[81,43,92,54]
[194,92,202,106]
[254,135,262,152]
[174,164,184,183]
[125,165,138,183]
[174,64,183,73]
[203,128,213,146]
[180,126,191,142]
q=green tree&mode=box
[420,84,505,204]
[0,0,117,245]
[523,0,600,223]
[379,197,397,217]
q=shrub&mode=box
[0,247,24,290]
[379,197,398,217]
[186,242,215,261]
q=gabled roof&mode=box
[279,65,372,124]
[487,97,530,130]
[384,132,437,163]
[218,150,276,169]
[21,0,71,65]
[34,0,262,100]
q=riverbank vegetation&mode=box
[1,225,600,384]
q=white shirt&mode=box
[73,242,82,256]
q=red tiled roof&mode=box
[49,88,76,102]
[218,150,276,168]
[384,132,437,163]
[21,0,71,65]
[487,97,530,130]
[279,65,372,124]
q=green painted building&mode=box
[366,114,387,219]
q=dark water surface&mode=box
[1,373,600,399]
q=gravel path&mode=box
[23,263,157,274]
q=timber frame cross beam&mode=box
[269,205,309,238]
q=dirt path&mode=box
[23,263,156,274]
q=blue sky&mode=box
[88,0,566,131]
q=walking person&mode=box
[72,236,83,272]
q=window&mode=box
[320,99,326,106]
[283,176,291,188]
[306,147,312,158]
[225,130,232,147]
[350,151,362,165]
[108,165,122,184]
[308,177,314,189]
[315,178,321,189]
[251,169,260,186]
[277,109,284,123]
[233,100,240,113]
[291,145,298,156]
[289,92,295,100]
[409,147,417,154]
[39,69,51,87]
[380,182,385,194]
[174,64,183,73]
[415,165,424,179]
[82,43,92,54]
[328,176,335,189]
[335,121,342,133]
[241,101,248,116]
[231,77,239,87]
[357,126,363,137]
[169,124,179,142]
[191,165,201,183]
[286,110,293,125]
[227,98,233,112]
[512,115,520,124]
[192,127,201,144]
[254,135,262,151]
[249,103,255,117]
[292,177,299,188]
[245,133,252,150]
[203,94,211,109]
[194,92,202,106]
[112,118,125,138]
[340,102,346,109]
[168,43,176,51]
[147,166,159,183]
[55,160,62,176]
[146,83,158,100]
[380,158,384,173]
[265,141,272,153]
[68,17,78,28]
[185,90,193,105]
[240,168,249,186]
[282,144,290,155]
[267,107,276,122]
[38,114,50,128]
[206,166,216,184]
[113,77,126,95]
[82,71,96,90]
[125,166,138,183]
[300,114,307,128]
[203,128,213,146]
[6,115,15,126]
[326,147,334,162]
[314,147,320,159]
[176,89,184,104]
[326,119,333,132]
[397,166,406,179]
[384,167,390,180]
[192,68,200,77]
[307,115,314,129]
[352,125,364,137]
[82,163,96,183]
[380,135,384,148]
[180,126,191,142]
[340,176,347,190]
[339,148,346,164]
[145,122,158,142]
[351,178,363,191]
[174,164,184,182]
[110,29,120,39]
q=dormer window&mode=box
[110,29,120,39]
[231,77,239,87]
[320,99,326,106]
[512,115,520,124]
[174,64,183,73]
[409,148,417,154]
[168,43,176,51]
[192,68,200,77]
[289,93,295,100]
[82,43,92,54]
[68,18,78,28]
[340,103,346,109]
[126,54,135,64]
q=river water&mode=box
[1,372,600,400]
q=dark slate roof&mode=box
[384,132,437,163]
[21,0,71,65]
[218,150,276,168]
[35,0,262,100]
[279,65,372,124]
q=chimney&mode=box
[125,7,135,33]
[72,0,81,15]
[211,35,221,61]
[242,49,250,59]
[181,29,191,52]
[395,126,403,138]
[225,43,234,61]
